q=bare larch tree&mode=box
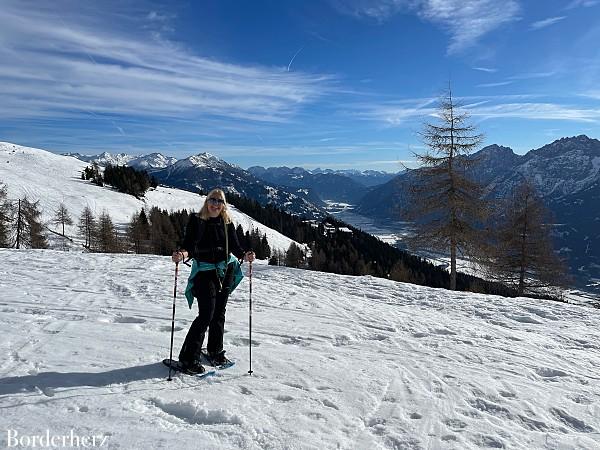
[407,88,486,290]
[52,202,73,237]
[485,180,569,296]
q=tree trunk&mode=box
[15,199,21,249]
[450,238,457,290]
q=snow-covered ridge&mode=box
[129,153,178,170]
[0,142,295,253]
[0,249,598,449]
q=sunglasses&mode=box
[207,197,225,206]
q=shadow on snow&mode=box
[0,362,169,397]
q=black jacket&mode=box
[181,214,245,263]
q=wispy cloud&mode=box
[530,16,566,30]
[330,0,521,53]
[508,71,556,80]
[468,102,600,122]
[476,71,556,88]
[473,67,498,73]
[417,0,521,54]
[477,81,514,88]
[0,1,333,124]
[349,95,600,125]
[566,0,600,9]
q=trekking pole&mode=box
[167,261,179,382]
[248,260,254,375]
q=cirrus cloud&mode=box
[0,0,334,124]
[330,0,521,53]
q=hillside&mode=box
[0,249,598,449]
[0,142,296,253]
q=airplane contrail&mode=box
[287,46,304,72]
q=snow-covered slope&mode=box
[0,142,295,253]
[0,249,598,449]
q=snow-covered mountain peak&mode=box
[184,152,226,168]
[128,153,178,170]
[530,135,600,159]
[91,152,135,166]
[0,141,296,254]
[477,144,516,157]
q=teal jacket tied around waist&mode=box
[184,254,244,309]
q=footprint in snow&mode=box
[239,386,253,396]
[280,336,311,347]
[151,399,243,426]
[535,367,568,378]
[566,394,592,405]
[159,326,183,332]
[112,316,146,324]
[321,399,339,410]
[549,408,594,433]
[507,314,543,325]
[282,382,310,392]
[229,337,260,347]
[444,418,468,430]
[432,328,457,336]
[498,390,516,399]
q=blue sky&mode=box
[1,0,599,171]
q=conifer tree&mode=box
[309,245,327,271]
[95,211,119,253]
[260,234,271,260]
[78,206,96,250]
[484,180,568,296]
[149,207,178,255]
[53,202,73,236]
[0,183,13,247]
[236,224,246,249]
[284,242,305,268]
[128,208,151,253]
[14,198,48,249]
[407,87,486,290]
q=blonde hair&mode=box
[199,188,232,223]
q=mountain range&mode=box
[65,151,397,217]
[247,166,368,203]
[61,135,599,291]
[0,142,296,254]
[355,135,600,290]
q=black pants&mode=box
[179,264,234,364]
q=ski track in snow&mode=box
[0,249,599,449]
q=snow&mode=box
[1,249,599,449]
[0,142,295,254]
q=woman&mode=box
[172,189,255,374]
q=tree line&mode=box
[0,182,274,261]
[227,193,529,299]
[82,163,157,198]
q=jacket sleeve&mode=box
[228,222,246,259]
